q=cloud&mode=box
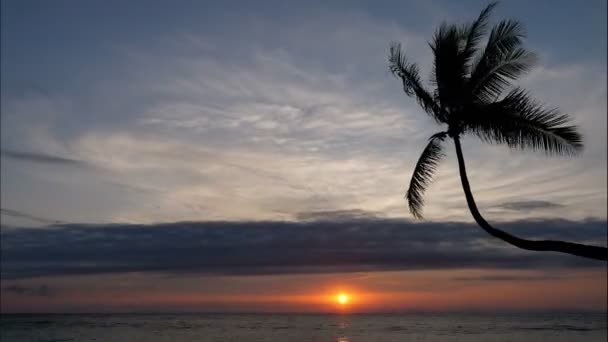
[2,284,55,297]
[294,209,380,221]
[451,275,566,282]
[2,218,605,280]
[0,208,65,225]
[497,200,564,212]
[1,149,90,168]
[0,3,605,228]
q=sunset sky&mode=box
[1,0,606,313]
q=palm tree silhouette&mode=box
[389,2,607,261]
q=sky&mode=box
[1,0,606,313]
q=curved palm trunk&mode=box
[453,136,607,261]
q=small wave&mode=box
[271,325,291,330]
[385,325,407,331]
[236,324,261,330]
[518,324,593,332]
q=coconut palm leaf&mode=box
[470,19,530,101]
[464,88,583,155]
[461,2,498,69]
[471,47,537,103]
[389,43,443,122]
[429,23,468,110]
[406,132,448,218]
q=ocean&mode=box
[1,313,606,341]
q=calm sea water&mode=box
[1,313,606,342]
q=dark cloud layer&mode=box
[1,218,606,279]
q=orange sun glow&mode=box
[336,293,350,305]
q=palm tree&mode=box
[389,2,607,261]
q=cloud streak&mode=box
[2,218,605,280]
[497,200,564,212]
[2,284,55,297]
[0,208,65,225]
[1,149,90,168]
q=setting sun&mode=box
[336,293,350,305]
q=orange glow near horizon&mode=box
[1,269,606,313]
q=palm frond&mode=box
[429,23,468,110]
[470,19,529,99]
[472,47,537,103]
[461,2,498,68]
[406,132,448,219]
[464,88,583,155]
[389,43,443,122]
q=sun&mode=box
[336,293,350,305]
